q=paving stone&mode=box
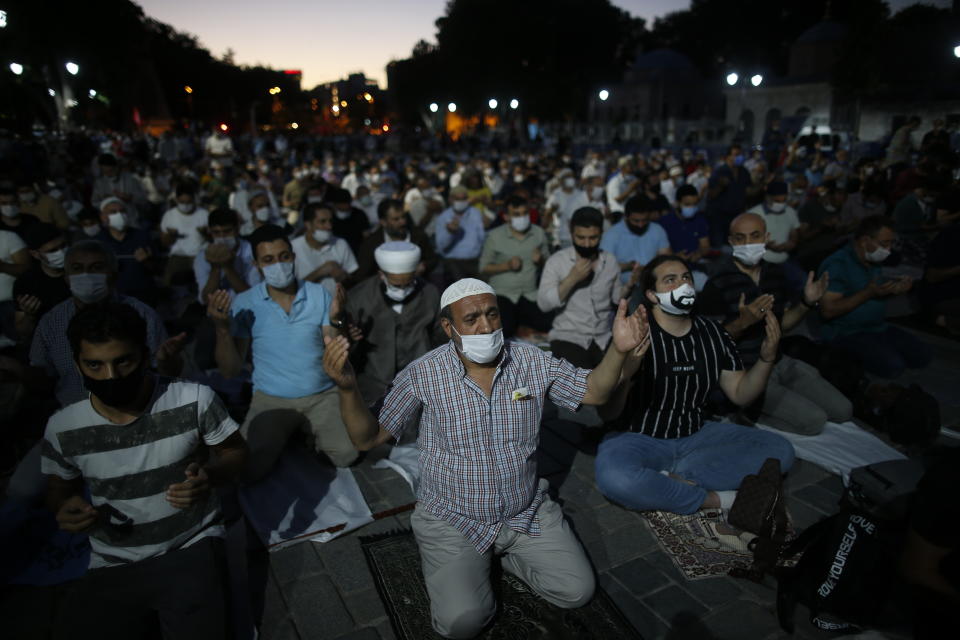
[566,506,606,544]
[375,619,398,640]
[373,476,415,507]
[270,542,325,586]
[586,523,650,570]
[641,584,708,624]
[358,515,405,537]
[785,458,832,490]
[260,616,301,640]
[317,538,377,594]
[598,573,668,639]
[343,588,388,626]
[334,626,382,640]
[640,547,688,584]
[700,600,780,640]
[793,484,842,515]
[283,574,354,640]
[592,503,644,533]
[260,572,291,632]
[609,556,671,597]
[677,576,742,608]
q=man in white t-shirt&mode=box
[292,202,358,295]
[746,181,801,266]
[204,127,234,167]
[0,228,29,303]
[545,170,589,248]
[160,184,209,287]
[41,302,246,639]
[404,175,445,236]
[606,156,642,218]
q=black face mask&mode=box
[626,221,650,236]
[82,361,147,407]
[574,243,599,259]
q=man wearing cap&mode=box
[435,186,487,283]
[96,197,159,306]
[345,241,444,400]
[323,277,650,639]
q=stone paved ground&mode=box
[252,328,960,640]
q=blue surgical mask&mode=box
[262,261,295,288]
[680,206,698,219]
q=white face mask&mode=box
[44,248,66,269]
[1,204,19,218]
[262,261,295,288]
[452,326,504,364]
[312,229,331,244]
[307,195,324,204]
[254,206,271,222]
[732,242,767,266]
[107,211,127,231]
[653,283,696,315]
[82,224,101,237]
[382,276,415,302]
[19,192,36,203]
[865,244,891,263]
[768,201,786,213]
[591,186,605,201]
[213,236,237,249]
[334,209,351,220]
[69,273,110,304]
[510,215,531,232]
[49,189,63,199]
[680,205,698,219]
[563,177,576,189]
[422,188,436,198]
[177,202,194,214]
[452,200,469,213]
[359,195,373,206]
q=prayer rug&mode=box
[641,508,756,581]
[361,530,644,640]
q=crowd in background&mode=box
[1,115,959,637]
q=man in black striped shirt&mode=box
[596,255,794,517]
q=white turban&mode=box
[374,241,421,275]
[440,278,495,310]
[99,196,124,212]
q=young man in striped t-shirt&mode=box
[41,302,247,640]
[595,255,794,522]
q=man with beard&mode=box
[596,255,794,528]
[599,195,671,285]
[345,241,445,400]
[352,199,437,283]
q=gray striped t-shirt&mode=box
[41,378,239,568]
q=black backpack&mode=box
[775,509,907,634]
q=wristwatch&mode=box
[329,316,345,329]
[800,296,819,309]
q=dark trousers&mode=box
[827,326,933,379]
[53,537,229,640]
[549,340,605,369]
[498,295,552,338]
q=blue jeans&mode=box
[594,422,795,515]
[828,325,933,378]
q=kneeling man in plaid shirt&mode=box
[323,277,649,638]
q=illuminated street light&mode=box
[488,98,498,109]
[291,122,299,130]
[429,102,439,113]
[9,62,22,75]
[65,61,79,75]
[332,104,340,115]
[382,124,390,132]
[750,74,763,87]
[219,123,228,132]
[47,88,56,97]
[340,100,347,107]
[954,44,960,58]
[726,72,739,86]
[447,102,456,113]
[598,89,610,101]
[184,85,193,94]
[0,10,7,28]
[509,98,519,110]
[88,89,97,98]
[363,92,373,103]
[268,86,281,95]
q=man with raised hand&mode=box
[323,277,649,639]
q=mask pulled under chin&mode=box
[453,326,504,364]
[654,283,696,315]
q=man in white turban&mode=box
[344,241,444,400]
[324,277,650,638]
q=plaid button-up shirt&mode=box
[378,341,589,553]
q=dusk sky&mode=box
[135,0,950,90]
